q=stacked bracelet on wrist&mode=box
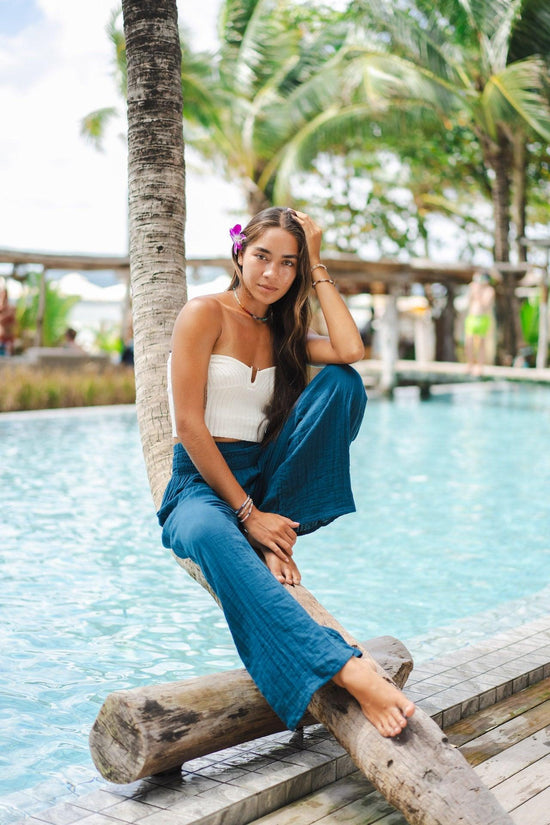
[235,495,254,523]
[311,262,335,287]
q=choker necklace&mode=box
[232,287,270,323]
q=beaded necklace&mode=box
[232,287,270,323]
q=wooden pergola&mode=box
[1,248,544,376]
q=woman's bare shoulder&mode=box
[174,292,228,328]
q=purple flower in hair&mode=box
[230,224,246,253]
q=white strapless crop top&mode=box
[168,353,275,442]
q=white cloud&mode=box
[0,0,244,258]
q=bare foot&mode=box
[333,655,415,737]
[258,546,302,585]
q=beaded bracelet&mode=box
[312,278,335,287]
[235,495,252,518]
[239,499,254,523]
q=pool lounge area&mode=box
[2,382,550,823]
[6,607,550,825]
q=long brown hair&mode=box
[228,207,311,442]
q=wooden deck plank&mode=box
[475,728,550,787]
[313,788,395,824]
[444,679,550,747]
[510,786,550,825]
[251,679,550,825]
[491,753,550,811]
[251,772,372,825]
[458,701,550,766]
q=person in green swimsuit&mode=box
[465,271,495,375]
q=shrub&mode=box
[0,365,136,412]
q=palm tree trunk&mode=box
[512,134,528,263]
[486,135,511,264]
[481,132,519,363]
[122,0,186,505]
[245,179,271,215]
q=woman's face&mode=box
[238,227,299,305]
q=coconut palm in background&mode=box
[85,1,550,262]
[348,0,550,264]
[340,0,550,359]
[85,1,353,215]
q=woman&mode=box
[158,207,414,737]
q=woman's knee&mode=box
[319,364,366,406]
[164,500,234,561]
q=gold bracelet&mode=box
[312,278,335,287]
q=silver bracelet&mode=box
[312,278,335,287]
[239,500,254,523]
[235,495,251,517]
[311,263,328,274]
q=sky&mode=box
[0,0,243,259]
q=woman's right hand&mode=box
[243,508,299,562]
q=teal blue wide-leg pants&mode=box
[158,364,367,729]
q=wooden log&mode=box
[288,584,514,825]
[89,635,412,784]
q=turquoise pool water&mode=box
[1,382,549,819]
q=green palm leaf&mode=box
[482,57,550,140]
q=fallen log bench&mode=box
[89,635,412,784]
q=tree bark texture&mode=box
[512,135,528,263]
[434,284,457,362]
[89,635,413,784]
[480,131,521,363]
[122,0,186,506]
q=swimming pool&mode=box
[1,382,549,821]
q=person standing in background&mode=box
[464,271,495,375]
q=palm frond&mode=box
[106,8,127,98]
[509,0,550,62]
[478,0,523,72]
[345,51,464,115]
[455,0,523,42]
[80,108,118,151]
[482,57,550,140]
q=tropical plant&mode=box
[15,272,80,347]
[293,120,493,260]
[345,0,550,259]
[84,1,356,215]
[328,0,550,360]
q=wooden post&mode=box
[89,636,412,784]
[379,289,399,395]
[35,267,47,347]
[536,262,549,370]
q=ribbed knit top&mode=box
[168,353,275,443]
